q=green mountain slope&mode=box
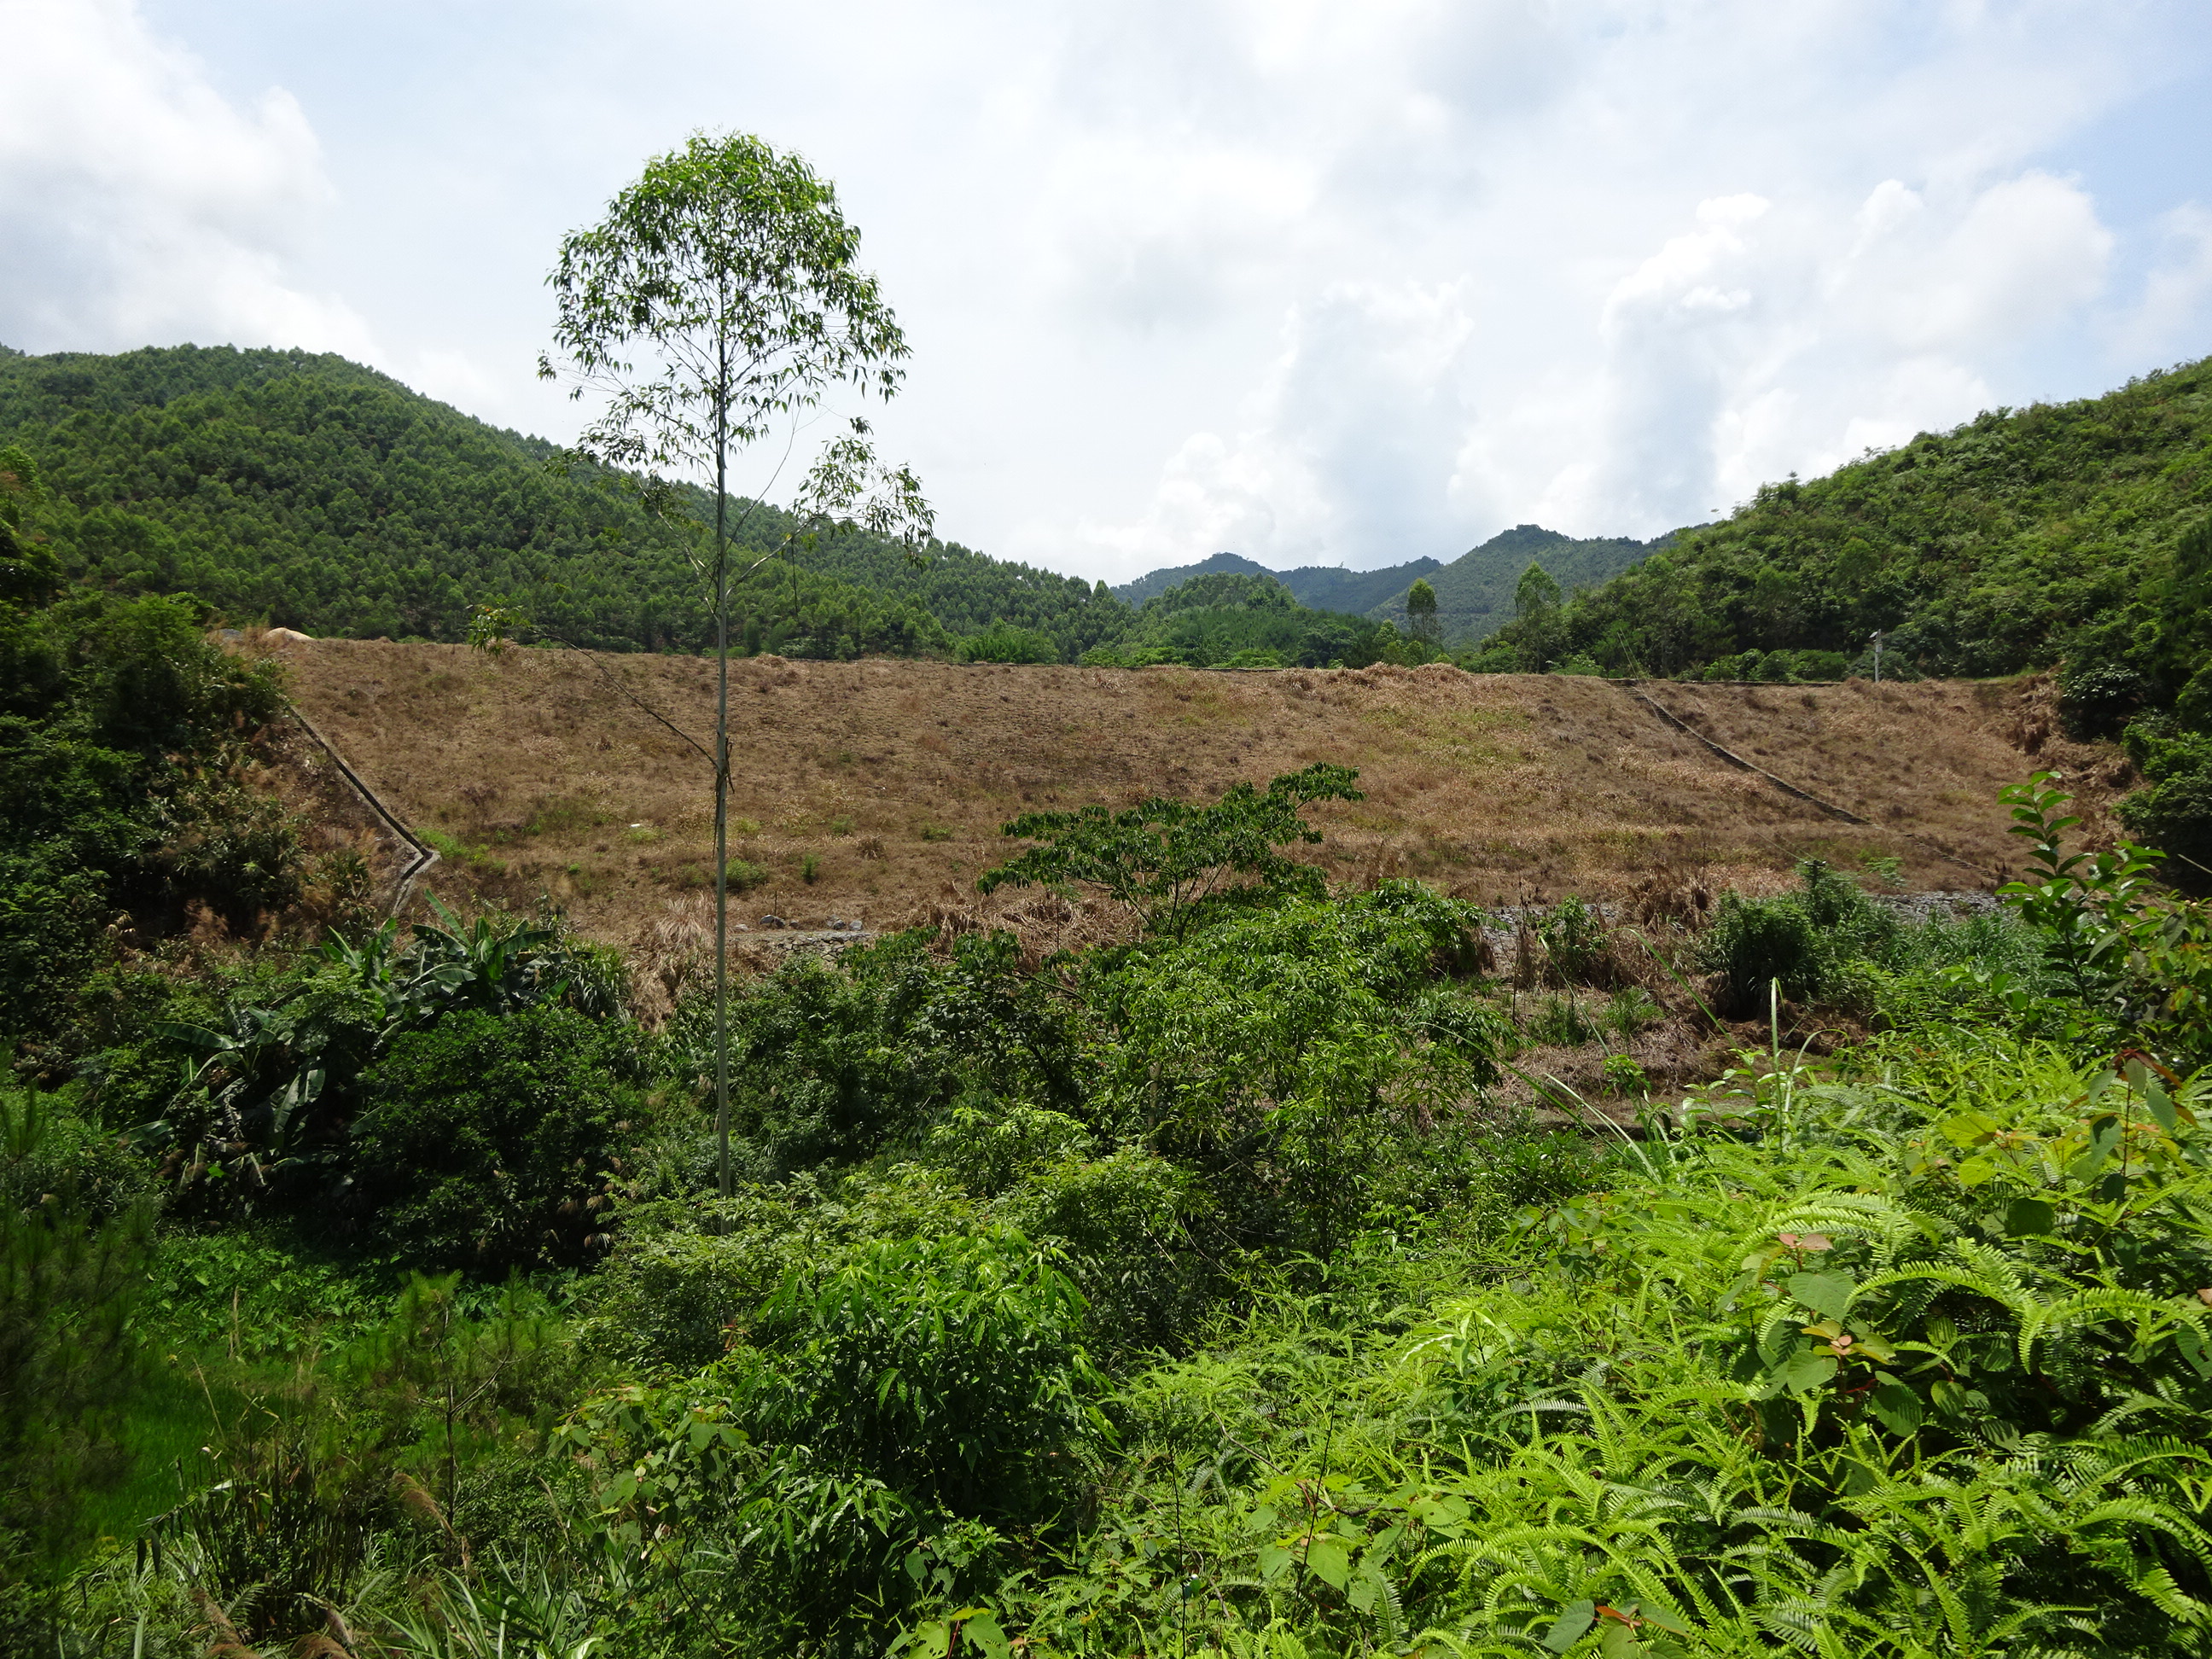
[1280,557,1442,615]
[1367,523,1660,643]
[1471,356,2212,882]
[0,345,1121,661]
[1111,552,1276,605]
[1481,357,2212,689]
[1086,569,1403,669]
[1116,527,1654,647]
[1114,553,1442,614]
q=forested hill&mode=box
[1116,524,1656,646]
[0,343,1121,658]
[1113,551,1445,615]
[1479,355,2212,691]
[1111,550,1277,605]
[1376,522,1658,643]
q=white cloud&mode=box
[986,2,2157,576]
[1557,171,2114,525]
[2110,204,2212,364]
[1049,277,1481,571]
[3,0,2203,586]
[1838,172,2112,356]
[0,0,370,355]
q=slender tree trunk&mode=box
[713,340,732,1202]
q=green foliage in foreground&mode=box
[0,1091,151,1597]
[2,448,298,1035]
[93,901,638,1257]
[20,757,2212,1656]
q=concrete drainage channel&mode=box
[283,700,439,916]
[1615,680,1999,883]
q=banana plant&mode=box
[143,899,619,1202]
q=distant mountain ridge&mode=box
[1116,523,1664,645]
[1112,552,1445,615]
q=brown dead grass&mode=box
[254,640,2126,968]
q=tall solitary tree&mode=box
[1405,578,1441,651]
[1513,562,1562,624]
[533,132,931,1198]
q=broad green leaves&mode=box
[1091,881,1505,1256]
[979,762,1364,940]
[544,133,907,475]
[1784,1271,1854,1323]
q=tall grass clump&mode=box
[1699,857,1898,1012]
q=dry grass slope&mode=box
[259,639,2124,970]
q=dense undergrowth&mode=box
[9,505,2212,1653]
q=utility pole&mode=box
[1870,631,1883,684]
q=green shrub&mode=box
[668,929,1083,1179]
[581,1167,987,1374]
[573,1227,1106,1648]
[1535,894,1612,984]
[2059,659,2151,738]
[0,578,299,1030]
[994,1143,1205,1354]
[350,1006,643,1270]
[1475,1129,1608,1214]
[1599,1053,1649,1095]
[744,1226,1104,1522]
[923,1097,1095,1196]
[1524,992,1598,1047]
[1700,889,1825,1013]
[0,1091,152,1607]
[2119,723,2212,893]
[982,762,1365,941]
[1602,986,1661,1042]
[1698,859,1896,1014]
[579,1222,787,1372]
[1091,882,1505,1255]
[956,621,1060,664]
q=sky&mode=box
[3,1,2209,585]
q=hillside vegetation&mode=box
[17,417,2212,1653]
[20,329,2212,1654]
[1481,356,2212,690]
[1113,550,1445,613]
[0,346,1419,671]
[0,345,1103,659]
[1115,522,1659,646]
[1475,356,2212,881]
